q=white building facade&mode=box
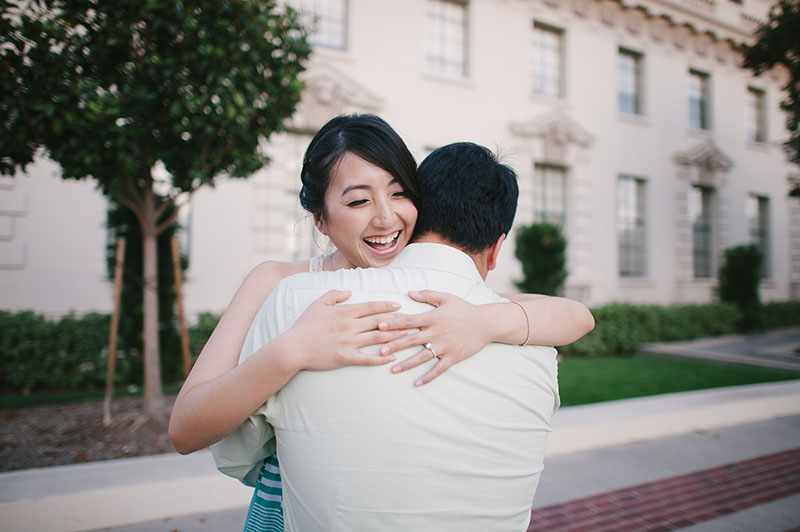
[2,0,798,318]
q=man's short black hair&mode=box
[413,142,518,254]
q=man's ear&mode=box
[486,233,506,271]
[313,213,328,236]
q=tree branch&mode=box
[155,198,184,235]
[154,192,172,219]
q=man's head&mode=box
[412,142,519,278]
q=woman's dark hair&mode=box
[299,114,420,219]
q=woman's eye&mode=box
[347,199,368,207]
[392,191,407,198]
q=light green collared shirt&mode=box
[212,243,559,531]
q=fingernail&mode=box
[392,366,402,373]
[392,302,401,309]
[415,379,423,386]
[378,321,388,330]
[387,355,396,362]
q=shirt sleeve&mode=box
[210,281,288,486]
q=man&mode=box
[215,142,560,531]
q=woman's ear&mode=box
[313,213,328,236]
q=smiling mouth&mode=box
[364,230,401,251]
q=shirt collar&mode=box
[388,243,483,285]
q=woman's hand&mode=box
[282,289,408,372]
[377,290,494,386]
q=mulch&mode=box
[0,395,177,472]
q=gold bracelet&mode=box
[511,300,530,347]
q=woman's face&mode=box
[316,152,418,269]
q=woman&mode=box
[168,114,594,531]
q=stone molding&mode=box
[672,140,734,298]
[674,140,733,186]
[532,0,772,70]
[509,111,593,166]
[289,62,383,133]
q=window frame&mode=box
[617,175,647,278]
[532,21,565,99]
[532,163,568,228]
[688,69,711,131]
[746,87,767,144]
[747,194,770,278]
[690,185,715,279]
[290,0,349,51]
[618,47,644,115]
[425,0,470,79]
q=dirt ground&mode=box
[0,395,177,472]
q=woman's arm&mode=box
[168,263,403,454]
[378,290,594,385]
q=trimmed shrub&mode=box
[0,311,120,392]
[515,222,567,296]
[761,301,800,328]
[189,312,221,359]
[718,244,763,331]
[562,302,742,357]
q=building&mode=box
[1,0,798,319]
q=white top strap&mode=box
[309,255,325,273]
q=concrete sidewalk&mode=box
[1,378,799,532]
[640,327,800,371]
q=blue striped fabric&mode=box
[243,455,284,532]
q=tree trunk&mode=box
[140,188,166,426]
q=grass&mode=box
[0,383,183,410]
[558,355,800,407]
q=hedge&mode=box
[0,311,122,392]
[0,310,216,393]
[561,301,800,357]
[1,300,798,392]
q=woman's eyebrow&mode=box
[341,184,371,195]
[341,178,400,195]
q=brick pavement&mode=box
[527,447,800,532]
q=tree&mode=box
[742,0,800,166]
[1,0,311,425]
[514,222,567,296]
[105,201,185,386]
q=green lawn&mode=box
[558,355,800,407]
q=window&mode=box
[688,69,710,130]
[289,0,348,50]
[617,175,646,277]
[747,194,770,277]
[532,23,564,98]
[690,186,714,278]
[618,48,643,115]
[746,87,767,143]
[426,0,468,78]
[532,164,567,226]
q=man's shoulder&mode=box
[278,266,396,293]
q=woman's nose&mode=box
[372,200,395,226]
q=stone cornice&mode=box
[509,110,594,147]
[674,140,733,172]
[533,0,779,71]
[288,62,383,133]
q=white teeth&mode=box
[365,231,400,245]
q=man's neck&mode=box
[412,233,489,279]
